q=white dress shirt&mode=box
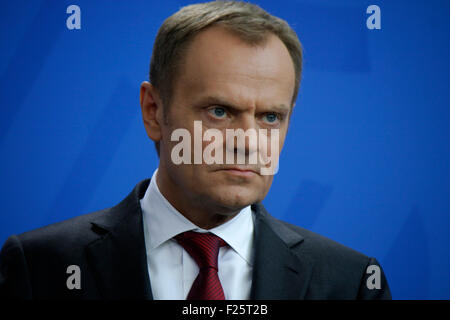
[140,169,254,300]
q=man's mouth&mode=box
[216,166,259,177]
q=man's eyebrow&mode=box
[268,104,291,114]
[194,95,291,113]
[195,95,236,109]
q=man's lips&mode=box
[216,167,259,177]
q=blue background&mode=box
[0,0,449,299]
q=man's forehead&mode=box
[175,26,295,106]
[182,26,293,74]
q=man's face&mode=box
[157,26,295,214]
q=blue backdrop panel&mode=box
[0,0,449,299]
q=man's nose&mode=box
[227,115,259,158]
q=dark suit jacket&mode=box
[0,179,391,299]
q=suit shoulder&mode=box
[266,216,391,299]
[268,215,370,265]
[11,208,111,253]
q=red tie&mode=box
[175,231,227,300]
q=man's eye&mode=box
[263,113,279,124]
[208,107,227,118]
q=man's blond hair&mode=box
[149,0,303,154]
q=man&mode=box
[0,1,391,299]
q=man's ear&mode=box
[140,81,163,142]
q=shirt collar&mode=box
[140,169,254,266]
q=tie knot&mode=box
[175,231,227,270]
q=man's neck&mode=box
[155,167,240,230]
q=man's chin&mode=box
[204,187,260,212]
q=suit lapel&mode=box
[250,203,315,299]
[85,179,153,299]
